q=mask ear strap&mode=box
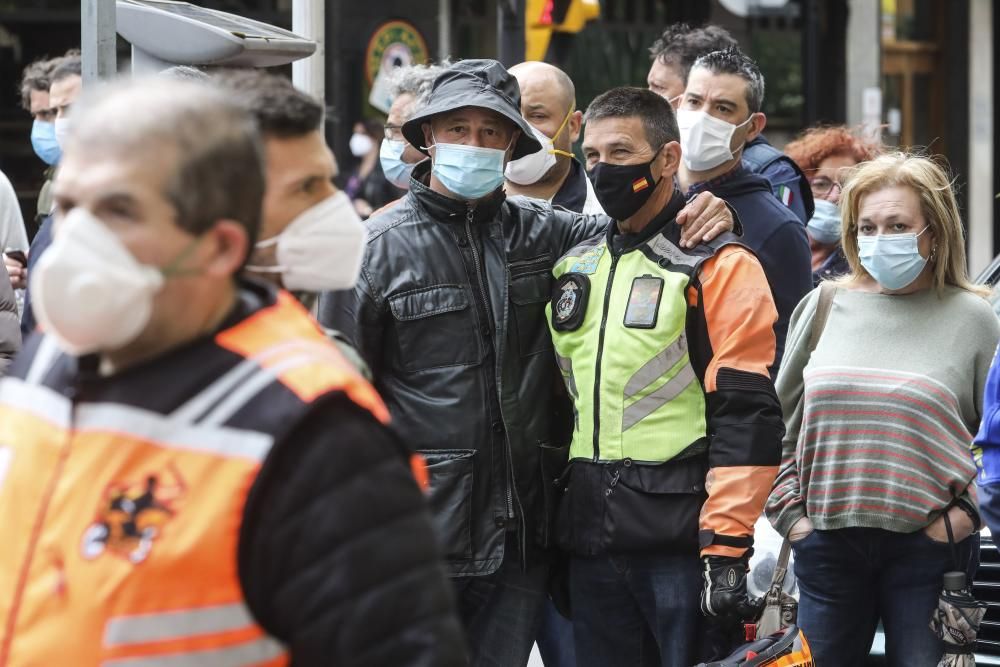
[547,109,576,159]
[161,235,204,278]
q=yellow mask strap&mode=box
[547,107,576,159]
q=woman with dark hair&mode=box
[345,118,403,218]
[784,126,879,285]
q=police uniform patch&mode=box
[623,275,664,329]
[551,273,589,332]
[569,244,606,275]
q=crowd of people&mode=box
[0,20,999,667]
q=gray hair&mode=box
[67,78,265,246]
[690,47,765,114]
[387,61,450,119]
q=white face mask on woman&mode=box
[676,109,754,172]
[245,191,366,292]
[349,132,375,157]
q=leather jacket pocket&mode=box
[536,442,570,549]
[509,257,554,357]
[418,449,476,560]
[389,285,482,372]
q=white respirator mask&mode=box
[246,191,366,292]
[504,109,575,186]
[676,108,754,172]
[31,207,182,356]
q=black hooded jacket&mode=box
[687,165,812,376]
[319,162,606,576]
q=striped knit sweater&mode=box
[766,285,1000,537]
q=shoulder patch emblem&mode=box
[551,273,590,332]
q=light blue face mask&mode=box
[31,119,61,166]
[857,226,930,290]
[380,138,418,190]
[429,133,508,200]
[807,198,842,246]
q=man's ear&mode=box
[568,110,583,143]
[420,122,434,151]
[745,111,767,143]
[205,220,250,278]
[659,141,682,180]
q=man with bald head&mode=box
[505,61,603,214]
[0,77,465,667]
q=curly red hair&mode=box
[784,126,880,173]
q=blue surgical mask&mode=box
[857,226,930,290]
[429,133,508,200]
[31,119,61,166]
[380,139,418,190]
[807,199,842,246]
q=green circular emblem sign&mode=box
[365,20,429,85]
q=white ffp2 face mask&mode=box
[31,207,167,356]
[676,109,753,172]
[246,191,366,292]
[504,110,575,186]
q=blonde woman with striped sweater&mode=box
[765,153,1000,667]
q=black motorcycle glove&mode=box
[700,554,763,620]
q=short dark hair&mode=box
[19,57,57,110]
[648,23,737,84]
[211,69,323,139]
[50,54,82,85]
[690,46,765,113]
[584,86,678,150]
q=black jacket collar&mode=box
[607,190,687,254]
[551,159,588,213]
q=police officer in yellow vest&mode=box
[0,78,465,667]
[549,87,784,666]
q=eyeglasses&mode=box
[384,123,404,141]
[809,176,843,198]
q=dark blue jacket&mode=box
[688,165,812,376]
[743,135,813,226]
[20,214,53,339]
[974,347,1000,534]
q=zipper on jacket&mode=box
[464,206,517,524]
[592,251,620,462]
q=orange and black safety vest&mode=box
[0,290,388,666]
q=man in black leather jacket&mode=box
[319,59,733,666]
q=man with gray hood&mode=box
[320,59,733,665]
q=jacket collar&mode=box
[406,160,506,225]
[607,190,687,253]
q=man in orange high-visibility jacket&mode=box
[0,77,465,667]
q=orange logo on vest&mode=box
[81,463,187,564]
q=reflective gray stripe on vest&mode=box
[104,603,258,647]
[554,350,578,398]
[645,236,700,267]
[24,336,61,386]
[74,402,273,461]
[621,364,698,432]
[102,637,284,667]
[169,359,261,423]
[624,334,688,398]
[0,377,71,427]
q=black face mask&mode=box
[587,146,663,221]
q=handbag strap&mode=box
[769,283,838,597]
